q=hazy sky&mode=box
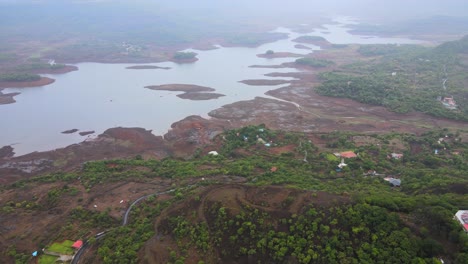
[1,0,467,21]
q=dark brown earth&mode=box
[177,92,225,100]
[79,131,95,136]
[61,129,79,134]
[0,127,169,184]
[0,89,20,105]
[126,65,171,70]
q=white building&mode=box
[454,210,468,233]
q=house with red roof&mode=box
[72,240,83,249]
[340,151,357,158]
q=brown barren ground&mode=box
[0,90,20,105]
[0,77,55,89]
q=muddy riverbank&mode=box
[0,77,55,89]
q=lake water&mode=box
[1,17,422,156]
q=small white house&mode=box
[454,210,468,233]
[208,151,219,156]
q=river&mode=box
[1,17,422,156]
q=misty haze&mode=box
[0,1,467,264]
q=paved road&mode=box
[122,189,174,226]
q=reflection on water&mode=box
[1,18,423,156]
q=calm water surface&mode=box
[1,18,422,156]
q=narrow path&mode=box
[262,93,322,118]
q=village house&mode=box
[441,97,457,110]
[454,210,468,233]
[384,177,401,187]
[335,151,357,158]
[72,240,83,249]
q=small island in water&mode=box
[145,84,225,100]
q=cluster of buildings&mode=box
[333,150,402,187]
[121,42,142,54]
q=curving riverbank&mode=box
[0,89,20,105]
[0,77,55,89]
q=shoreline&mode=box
[0,77,55,89]
[145,84,224,101]
[1,27,464,162]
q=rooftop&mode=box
[340,151,357,158]
[72,240,83,249]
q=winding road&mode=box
[71,188,175,264]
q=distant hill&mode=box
[351,16,468,37]
[435,35,468,54]
[316,36,468,120]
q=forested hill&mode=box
[2,126,468,263]
[316,36,468,121]
[434,35,468,55]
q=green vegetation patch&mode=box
[38,254,58,264]
[325,153,339,161]
[173,51,197,60]
[0,73,41,82]
[16,63,66,71]
[47,240,75,255]
[316,36,468,120]
[295,57,334,67]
